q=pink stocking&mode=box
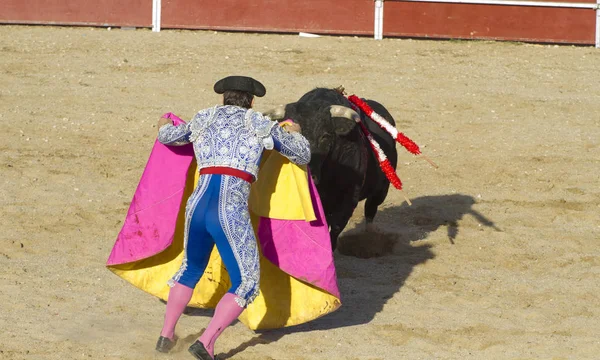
[198,292,245,358]
[160,282,194,340]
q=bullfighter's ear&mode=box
[329,105,359,135]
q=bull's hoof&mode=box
[365,222,379,232]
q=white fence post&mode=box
[596,0,600,48]
[152,0,161,32]
[374,0,384,40]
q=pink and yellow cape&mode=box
[106,113,340,330]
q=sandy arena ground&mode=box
[1,25,599,360]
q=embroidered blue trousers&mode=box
[169,173,260,307]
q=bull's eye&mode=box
[318,133,332,148]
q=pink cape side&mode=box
[257,177,339,298]
[106,113,193,266]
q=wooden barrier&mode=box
[384,0,597,44]
[0,0,151,27]
[0,0,598,46]
[160,0,373,35]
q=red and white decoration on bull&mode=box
[355,120,407,195]
[344,92,438,205]
[345,98,412,205]
[347,95,421,154]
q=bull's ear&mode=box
[329,105,359,135]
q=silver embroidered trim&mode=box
[189,107,216,143]
[158,122,192,146]
[192,106,268,178]
[217,176,260,305]
[268,125,312,165]
[235,295,248,308]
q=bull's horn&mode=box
[263,105,286,120]
[329,105,360,123]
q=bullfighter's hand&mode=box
[158,116,173,128]
[284,122,302,134]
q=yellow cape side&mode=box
[109,151,340,330]
[250,150,315,221]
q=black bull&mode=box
[265,88,398,250]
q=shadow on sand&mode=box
[202,194,499,359]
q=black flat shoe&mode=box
[155,336,176,353]
[188,340,216,360]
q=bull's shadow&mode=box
[218,193,499,359]
[347,193,501,247]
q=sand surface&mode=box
[1,26,599,360]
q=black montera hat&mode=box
[213,76,266,97]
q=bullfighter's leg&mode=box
[194,175,259,359]
[159,175,215,350]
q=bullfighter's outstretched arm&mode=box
[269,124,311,165]
[157,120,192,146]
[157,108,215,146]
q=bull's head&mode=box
[264,101,359,185]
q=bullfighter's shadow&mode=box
[216,193,499,359]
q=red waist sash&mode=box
[199,166,254,183]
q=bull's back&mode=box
[298,88,350,107]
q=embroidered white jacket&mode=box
[158,105,311,178]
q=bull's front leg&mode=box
[329,214,352,251]
[364,182,391,233]
[329,186,361,251]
